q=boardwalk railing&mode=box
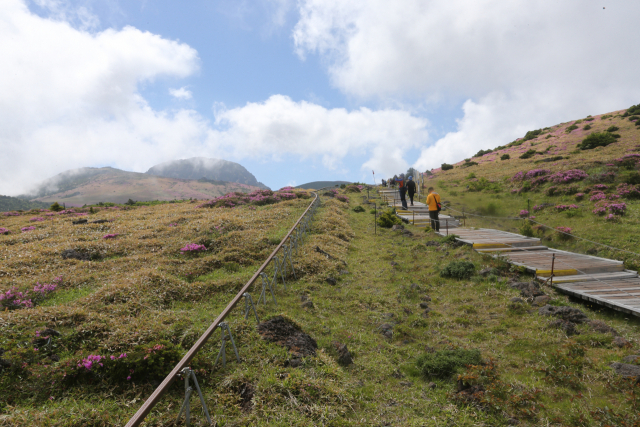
[125,192,321,427]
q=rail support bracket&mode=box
[243,292,259,323]
[258,272,277,306]
[213,322,240,369]
[176,367,212,426]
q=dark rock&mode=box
[61,249,90,261]
[399,381,413,387]
[402,230,413,236]
[236,382,255,412]
[479,268,494,277]
[391,369,404,379]
[391,224,404,231]
[378,323,394,339]
[532,295,551,306]
[325,277,337,286]
[586,248,598,255]
[424,241,440,247]
[257,316,317,357]
[589,320,619,336]
[421,295,431,302]
[49,354,60,362]
[427,382,437,389]
[622,355,640,364]
[72,219,88,225]
[288,358,302,368]
[390,261,398,266]
[548,319,579,336]
[419,302,430,309]
[91,219,109,224]
[510,297,524,303]
[539,305,589,323]
[610,362,640,378]
[332,341,353,366]
[421,309,431,318]
[613,336,631,348]
[403,308,413,315]
[301,301,314,309]
[511,281,545,298]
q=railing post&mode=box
[550,253,556,287]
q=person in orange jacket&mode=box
[426,186,441,231]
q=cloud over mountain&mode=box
[293,0,640,170]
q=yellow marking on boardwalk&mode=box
[536,269,578,277]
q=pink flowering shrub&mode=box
[608,194,621,200]
[524,169,551,180]
[336,195,349,202]
[29,217,44,222]
[21,226,36,232]
[617,183,640,199]
[555,226,573,241]
[168,223,178,227]
[0,227,10,235]
[3,212,20,216]
[605,214,618,222]
[549,169,589,184]
[102,233,119,239]
[65,341,180,385]
[592,184,609,191]
[608,202,627,215]
[590,192,606,202]
[574,193,585,201]
[592,206,607,216]
[519,210,529,217]
[180,243,207,254]
[198,188,309,209]
[0,288,33,310]
[555,204,579,212]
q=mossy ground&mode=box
[1,190,640,426]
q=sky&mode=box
[1,0,639,194]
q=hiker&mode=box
[396,174,408,210]
[426,186,441,231]
[406,176,416,206]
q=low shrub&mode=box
[377,209,402,228]
[416,348,482,378]
[50,202,63,212]
[344,185,362,193]
[583,124,592,130]
[523,129,542,141]
[606,125,620,133]
[519,149,537,159]
[439,234,460,244]
[352,206,365,213]
[519,221,534,237]
[555,226,573,241]
[461,161,478,168]
[441,163,454,171]
[474,149,493,157]
[440,260,476,279]
[501,154,510,160]
[579,132,617,150]
[565,125,578,133]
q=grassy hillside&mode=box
[296,180,351,189]
[25,167,262,206]
[2,187,639,426]
[425,105,640,265]
[0,195,49,213]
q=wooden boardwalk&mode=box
[379,190,460,229]
[438,227,640,317]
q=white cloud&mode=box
[169,87,193,100]
[208,95,428,173]
[293,0,640,171]
[0,0,427,194]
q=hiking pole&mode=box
[374,203,377,235]
[550,253,556,287]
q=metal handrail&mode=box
[125,191,320,427]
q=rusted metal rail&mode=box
[125,192,320,427]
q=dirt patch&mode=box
[510,281,545,298]
[590,320,619,336]
[548,319,579,336]
[236,382,255,412]
[61,249,91,261]
[538,305,589,323]
[257,316,317,357]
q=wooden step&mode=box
[538,270,638,283]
